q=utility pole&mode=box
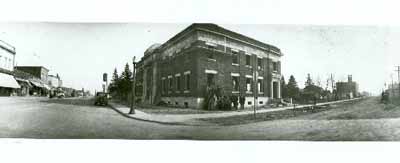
[129,56,138,114]
[396,66,400,98]
[391,74,394,98]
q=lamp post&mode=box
[129,56,138,114]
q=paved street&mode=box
[2,97,400,140]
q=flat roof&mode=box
[160,23,281,54]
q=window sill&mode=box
[245,65,252,68]
[232,91,239,94]
[207,58,217,62]
[246,91,253,94]
[184,90,190,93]
[232,63,239,66]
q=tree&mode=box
[108,68,120,95]
[280,76,288,98]
[302,74,324,103]
[305,73,314,87]
[119,63,133,100]
[286,75,301,101]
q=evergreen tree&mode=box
[119,63,133,100]
[108,68,119,95]
[287,75,300,101]
[305,73,314,87]
[280,76,288,98]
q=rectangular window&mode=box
[246,78,253,92]
[185,74,191,90]
[232,50,238,64]
[207,53,215,60]
[162,78,167,93]
[258,79,264,93]
[258,58,262,70]
[207,74,215,87]
[246,55,251,66]
[169,78,173,91]
[232,76,239,91]
[176,76,181,91]
[273,62,278,72]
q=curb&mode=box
[107,103,195,126]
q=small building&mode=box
[0,40,20,96]
[336,75,359,99]
[135,23,283,109]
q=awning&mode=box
[42,84,51,90]
[30,81,44,88]
[0,73,21,89]
[15,78,32,87]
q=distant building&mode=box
[336,75,359,99]
[48,74,63,88]
[135,23,283,108]
[0,40,20,96]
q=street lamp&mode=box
[129,56,138,114]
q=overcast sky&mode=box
[0,23,399,95]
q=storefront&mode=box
[15,77,32,96]
[0,72,20,96]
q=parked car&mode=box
[94,92,108,106]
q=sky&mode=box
[0,23,399,95]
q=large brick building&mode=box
[136,23,283,108]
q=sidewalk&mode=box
[108,98,363,125]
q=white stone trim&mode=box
[205,69,218,74]
[231,48,239,52]
[232,63,239,66]
[184,90,190,93]
[205,42,217,47]
[184,71,191,75]
[245,75,253,78]
[231,73,240,77]
[161,77,166,80]
[258,76,264,79]
[175,73,181,77]
[167,75,172,78]
[232,91,240,94]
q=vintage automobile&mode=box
[94,92,108,106]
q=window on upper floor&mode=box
[246,55,251,66]
[272,62,278,72]
[257,58,262,70]
[232,51,239,65]
[207,53,215,60]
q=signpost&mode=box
[103,73,107,93]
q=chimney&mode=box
[348,75,352,83]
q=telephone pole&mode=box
[129,56,138,114]
[395,66,400,97]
